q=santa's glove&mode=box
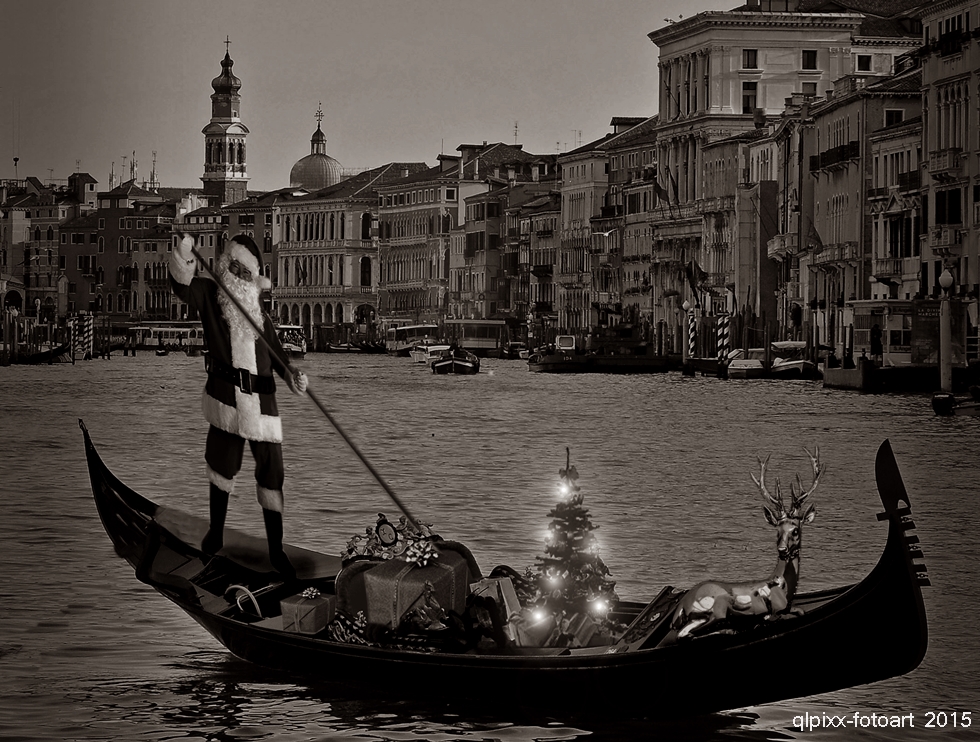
[174,231,196,261]
[286,369,308,395]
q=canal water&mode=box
[0,352,977,741]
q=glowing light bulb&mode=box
[533,609,545,622]
[592,599,608,614]
[559,484,569,497]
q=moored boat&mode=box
[769,341,821,380]
[81,419,929,715]
[528,335,669,374]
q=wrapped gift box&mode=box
[280,592,336,635]
[362,551,469,631]
[514,610,558,647]
[470,577,523,641]
[564,612,597,648]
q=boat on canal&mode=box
[276,325,307,360]
[409,340,451,364]
[528,335,669,374]
[81,420,929,715]
[431,346,480,375]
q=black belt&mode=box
[205,355,276,395]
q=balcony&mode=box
[897,169,921,191]
[810,241,861,266]
[809,141,860,172]
[531,264,553,278]
[784,281,802,301]
[930,226,963,255]
[872,257,903,278]
[768,233,798,260]
[928,149,963,182]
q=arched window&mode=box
[46,227,54,241]
[360,256,371,287]
[361,213,371,239]
[282,257,290,286]
[98,236,105,253]
[34,227,41,242]
[340,213,345,239]
[106,294,114,312]
[329,213,335,240]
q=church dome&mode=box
[289,110,342,190]
[211,52,242,95]
[290,152,343,190]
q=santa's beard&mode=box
[216,255,264,335]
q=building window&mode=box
[885,109,905,127]
[743,49,758,69]
[935,188,962,224]
[857,54,872,72]
[802,50,818,70]
[742,82,758,114]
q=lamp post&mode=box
[939,268,954,393]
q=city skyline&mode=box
[1,0,708,193]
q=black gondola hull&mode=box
[81,420,928,715]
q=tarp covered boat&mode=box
[81,420,928,715]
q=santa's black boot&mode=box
[201,484,228,557]
[262,508,296,581]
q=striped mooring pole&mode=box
[716,313,731,362]
[688,312,697,359]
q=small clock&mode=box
[375,515,398,547]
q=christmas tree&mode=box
[528,449,619,645]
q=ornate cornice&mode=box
[649,12,865,47]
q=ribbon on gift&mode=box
[302,587,320,600]
[389,560,457,629]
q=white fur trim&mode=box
[257,483,284,512]
[169,250,197,286]
[207,465,237,493]
[202,390,283,443]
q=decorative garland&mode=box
[342,513,436,564]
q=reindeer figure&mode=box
[671,447,823,639]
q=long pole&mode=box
[189,245,421,530]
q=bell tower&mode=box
[201,38,250,206]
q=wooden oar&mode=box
[188,243,421,531]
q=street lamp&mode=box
[939,268,954,393]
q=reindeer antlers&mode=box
[753,447,823,518]
[790,446,822,511]
[752,454,784,514]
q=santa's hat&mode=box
[225,235,272,290]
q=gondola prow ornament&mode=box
[671,447,823,639]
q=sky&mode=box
[1,0,717,192]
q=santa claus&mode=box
[170,232,307,579]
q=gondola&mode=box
[81,419,928,715]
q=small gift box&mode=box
[470,577,523,641]
[513,609,558,648]
[280,588,336,635]
[564,612,597,648]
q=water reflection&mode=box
[80,651,797,742]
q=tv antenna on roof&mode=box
[514,121,519,145]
